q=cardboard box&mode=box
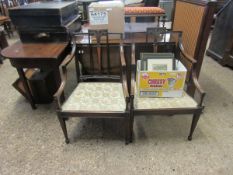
[88,1,124,35]
[136,60,187,98]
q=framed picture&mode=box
[140,53,175,71]
[147,58,173,71]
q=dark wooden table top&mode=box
[1,41,69,59]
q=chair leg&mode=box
[125,114,130,145]
[57,115,70,144]
[129,110,134,143]
[188,113,201,141]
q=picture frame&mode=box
[147,58,173,71]
[140,52,175,71]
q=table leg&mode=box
[131,16,136,23]
[83,3,88,22]
[16,68,36,109]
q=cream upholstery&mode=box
[62,82,126,112]
[134,91,197,109]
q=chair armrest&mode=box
[120,44,130,101]
[190,69,206,107]
[177,41,205,106]
[120,44,126,68]
[178,42,196,64]
[53,44,76,109]
[130,44,136,97]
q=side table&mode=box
[1,41,69,109]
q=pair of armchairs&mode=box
[54,29,205,144]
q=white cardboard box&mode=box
[136,60,187,98]
[88,1,125,34]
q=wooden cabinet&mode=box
[206,0,233,67]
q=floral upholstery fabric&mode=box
[125,7,165,15]
[134,90,197,109]
[62,82,126,112]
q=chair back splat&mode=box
[74,30,123,82]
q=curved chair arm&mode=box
[120,44,130,102]
[190,67,206,107]
[53,43,76,109]
[178,41,196,64]
[178,40,206,106]
[130,44,136,111]
[130,43,136,97]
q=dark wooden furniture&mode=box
[221,32,233,67]
[0,0,17,37]
[81,23,178,44]
[0,26,8,64]
[78,24,178,89]
[206,0,233,67]
[1,41,69,109]
[54,30,131,144]
[78,0,98,23]
[9,1,80,43]
[172,0,216,79]
[129,32,206,142]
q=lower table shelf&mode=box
[13,68,57,104]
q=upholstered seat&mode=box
[62,82,126,112]
[134,91,197,109]
[124,7,165,15]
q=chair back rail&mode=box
[74,30,124,82]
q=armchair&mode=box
[129,33,206,142]
[54,30,131,144]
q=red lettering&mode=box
[148,79,166,85]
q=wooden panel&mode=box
[173,1,205,57]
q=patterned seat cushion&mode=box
[134,91,197,109]
[62,82,126,112]
[125,7,165,15]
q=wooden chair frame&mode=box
[129,35,206,142]
[54,30,131,144]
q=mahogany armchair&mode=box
[172,0,216,87]
[54,30,131,144]
[129,34,206,142]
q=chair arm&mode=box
[53,44,76,109]
[120,44,127,68]
[178,41,205,106]
[178,41,197,64]
[122,73,130,102]
[120,44,130,101]
[61,43,76,67]
[190,69,206,107]
[130,44,136,97]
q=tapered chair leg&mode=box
[58,115,70,144]
[129,110,134,143]
[125,114,130,145]
[188,113,201,141]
